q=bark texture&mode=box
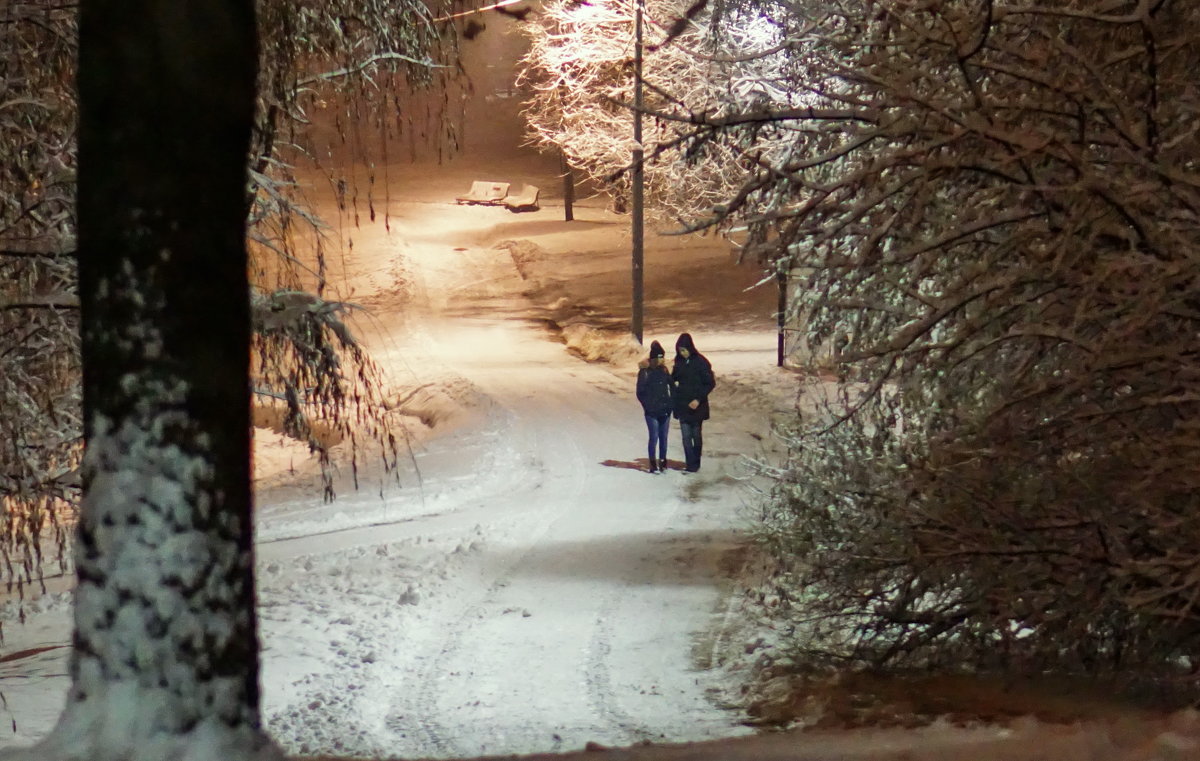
[23,1,277,758]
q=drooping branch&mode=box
[0,293,80,311]
[295,51,444,87]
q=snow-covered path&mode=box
[0,166,767,756]
[6,166,1183,761]
[250,187,756,758]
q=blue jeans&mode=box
[680,420,703,471]
[645,413,670,463]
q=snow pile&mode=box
[560,324,645,366]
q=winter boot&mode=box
[648,459,658,473]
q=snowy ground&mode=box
[6,28,1200,756]
[0,152,791,759]
[247,158,793,759]
[7,157,1200,761]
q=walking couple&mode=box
[635,333,715,474]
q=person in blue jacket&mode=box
[636,340,674,473]
[671,332,715,473]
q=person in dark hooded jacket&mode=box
[636,340,673,473]
[671,332,715,472]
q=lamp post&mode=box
[631,0,644,345]
[560,149,575,222]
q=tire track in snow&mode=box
[578,481,749,750]
[382,362,592,758]
[581,489,693,748]
[264,238,554,759]
[585,592,661,744]
[293,211,741,757]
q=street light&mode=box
[631,0,644,345]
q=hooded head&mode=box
[649,340,665,360]
[675,333,697,356]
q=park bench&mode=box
[455,180,510,205]
[502,184,540,212]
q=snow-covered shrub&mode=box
[760,370,1200,680]
[627,0,1200,686]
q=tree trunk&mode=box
[19,2,279,759]
[776,269,786,368]
[559,150,575,222]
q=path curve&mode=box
[255,180,752,759]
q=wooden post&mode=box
[560,150,575,222]
[777,268,787,367]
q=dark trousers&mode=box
[680,420,703,471]
[645,413,670,463]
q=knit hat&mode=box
[649,340,665,359]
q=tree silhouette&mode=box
[6,1,280,758]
